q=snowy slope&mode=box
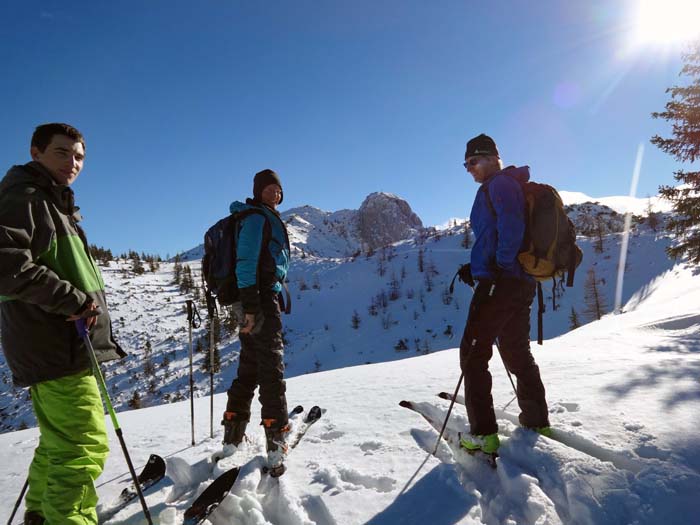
[0,221,677,432]
[0,264,698,524]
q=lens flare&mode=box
[631,0,700,48]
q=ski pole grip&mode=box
[76,318,89,337]
[186,300,193,322]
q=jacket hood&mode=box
[0,162,56,193]
[229,198,281,218]
[501,165,530,184]
[483,165,530,186]
[229,200,254,214]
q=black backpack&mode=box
[485,172,583,344]
[202,209,268,307]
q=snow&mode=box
[559,191,674,215]
[1,261,699,524]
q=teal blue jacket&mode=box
[230,199,290,313]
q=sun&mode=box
[631,0,700,48]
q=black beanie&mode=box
[465,134,499,159]
[253,169,283,204]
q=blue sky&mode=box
[0,1,693,256]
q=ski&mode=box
[399,400,498,469]
[262,405,323,475]
[437,391,644,473]
[183,405,323,524]
[183,466,241,525]
[97,454,166,521]
[288,405,323,450]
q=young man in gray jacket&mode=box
[0,123,125,524]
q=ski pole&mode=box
[186,300,201,447]
[209,317,215,439]
[75,318,153,525]
[493,337,518,408]
[205,292,218,439]
[7,478,28,525]
[432,373,463,455]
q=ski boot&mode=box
[459,432,499,468]
[519,413,553,438]
[24,511,46,525]
[213,411,248,461]
[263,418,291,478]
[529,425,553,438]
[459,432,500,454]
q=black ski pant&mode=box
[226,290,288,429]
[459,277,549,436]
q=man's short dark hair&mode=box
[31,123,86,153]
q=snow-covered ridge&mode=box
[180,192,425,261]
[559,190,673,215]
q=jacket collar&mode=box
[22,162,80,219]
[246,197,281,218]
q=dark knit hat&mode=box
[253,169,283,204]
[465,134,499,159]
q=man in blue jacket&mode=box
[221,169,291,476]
[458,134,550,456]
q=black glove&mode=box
[457,263,475,287]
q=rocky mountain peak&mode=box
[357,192,423,250]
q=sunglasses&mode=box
[463,157,485,168]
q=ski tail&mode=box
[136,454,166,486]
[288,405,322,450]
[183,467,241,524]
[98,454,166,522]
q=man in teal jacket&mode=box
[221,169,291,477]
[0,123,125,524]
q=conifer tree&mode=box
[132,257,145,275]
[173,255,182,285]
[143,339,156,377]
[652,43,700,263]
[645,198,660,233]
[128,391,141,409]
[461,224,472,249]
[594,216,605,253]
[568,306,581,330]
[583,267,608,321]
[351,310,361,329]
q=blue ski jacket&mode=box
[230,199,290,313]
[469,165,531,281]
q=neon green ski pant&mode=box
[25,369,109,524]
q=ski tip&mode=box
[398,400,413,409]
[291,404,304,415]
[306,405,322,422]
[437,392,451,400]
